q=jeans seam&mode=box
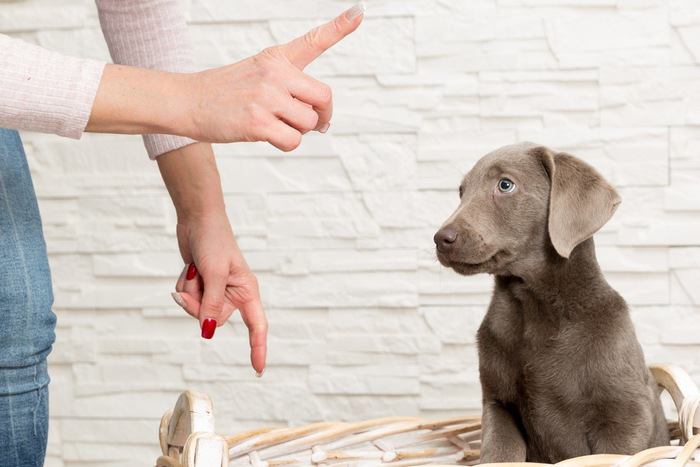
[34,387,46,444]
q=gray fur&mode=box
[433,143,669,463]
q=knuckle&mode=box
[318,83,332,104]
[261,46,277,56]
[254,322,268,334]
[254,53,276,78]
[250,317,268,334]
[284,133,302,152]
[307,113,320,132]
[303,27,321,50]
[246,103,265,125]
[259,46,282,61]
[331,17,344,35]
[248,124,267,142]
[195,258,213,272]
[246,273,260,291]
[202,268,229,284]
[204,297,225,313]
[251,53,266,69]
[198,255,222,269]
[247,117,264,134]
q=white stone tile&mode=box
[10,1,700,461]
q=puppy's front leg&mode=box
[480,399,527,463]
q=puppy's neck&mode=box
[497,238,612,316]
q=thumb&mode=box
[198,266,228,340]
[280,3,365,70]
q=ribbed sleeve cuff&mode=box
[0,34,106,139]
[143,134,197,159]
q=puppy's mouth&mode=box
[436,250,503,275]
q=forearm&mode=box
[156,142,226,221]
[86,64,195,138]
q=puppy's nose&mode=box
[434,227,458,251]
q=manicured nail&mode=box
[255,369,265,378]
[345,3,365,20]
[318,122,330,133]
[186,263,197,280]
[171,292,186,308]
[201,318,217,339]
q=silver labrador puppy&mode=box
[433,142,669,463]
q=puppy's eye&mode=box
[459,186,464,198]
[497,178,515,193]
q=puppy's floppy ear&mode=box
[532,146,621,259]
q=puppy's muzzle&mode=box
[434,226,458,253]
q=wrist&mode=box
[162,71,201,139]
[176,200,227,224]
[158,142,226,222]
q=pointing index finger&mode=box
[281,3,365,70]
[231,289,268,375]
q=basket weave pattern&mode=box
[226,417,482,466]
[155,364,700,467]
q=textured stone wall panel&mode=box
[1,1,699,465]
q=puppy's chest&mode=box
[489,296,588,402]
[505,297,565,352]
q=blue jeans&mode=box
[0,129,56,466]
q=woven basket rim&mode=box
[156,364,700,467]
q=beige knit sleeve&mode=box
[95,0,198,159]
[0,33,105,139]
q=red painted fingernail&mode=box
[186,263,197,280]
[201,318,217,339]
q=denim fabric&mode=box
[0,384,49,467]
[0,129,56,466]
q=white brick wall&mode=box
[2,0,700,465]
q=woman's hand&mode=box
[173,215,267,375]
[158,143,267,374]
[184,4,364,150]
[87,4,365,152]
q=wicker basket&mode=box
[155,364,700,467]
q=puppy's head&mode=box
[434,142,621,276]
